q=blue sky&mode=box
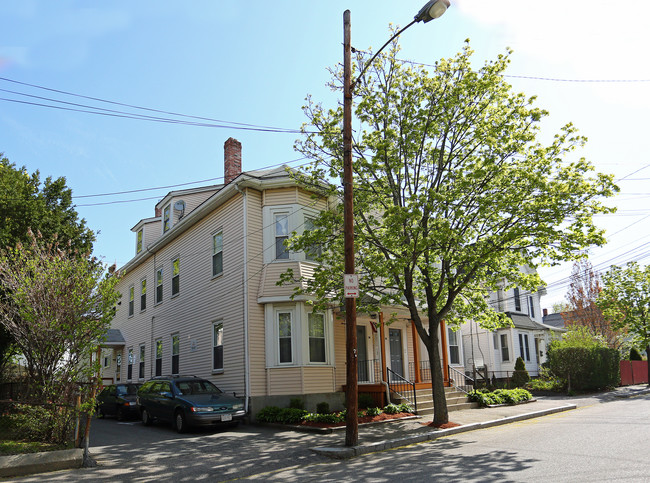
[2,1,650,310]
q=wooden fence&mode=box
[620,360,648,385]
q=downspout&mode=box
[147,246,156,380]
[235,184,251,414]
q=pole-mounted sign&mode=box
[344,274,359,298]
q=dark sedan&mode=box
[96,383,141,421]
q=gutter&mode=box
[235,183,251,414]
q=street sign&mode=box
[344,274,359,298]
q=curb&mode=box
[310,404,577,459]
[0,448,84,478]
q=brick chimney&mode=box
[224,138,242,184]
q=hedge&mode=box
[547,346,619,391]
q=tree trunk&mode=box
[647,345,650,387]
[429,330,449,426]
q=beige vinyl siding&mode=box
[297,189,328,211]
[244,188,269,397]
[263,187,298,206]
[170,190,219,225]
[333,312,347,389]
[142,219,162,250]
[257,261,301,299]
[107,193,248,396]
[266,367,303,395]
[303,367,337,393]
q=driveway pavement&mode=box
[4,384,649,481]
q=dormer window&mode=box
[136,228,143,254]
[163,204,171,233]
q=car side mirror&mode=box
[160,391,173,399]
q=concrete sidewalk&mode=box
[311,384,650,459]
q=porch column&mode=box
[410,320,421,383]
[379,312,387,382]
[440,320,450,385]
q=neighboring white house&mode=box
[460,269,563,379]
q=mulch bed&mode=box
[420,421,461,429]
[298,412,414,428]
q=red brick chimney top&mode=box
[224,138,242,184]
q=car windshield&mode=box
[117,384,140,396]
[175,380,222,396]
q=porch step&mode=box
[393,387,479,414]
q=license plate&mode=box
[221,413,232,422]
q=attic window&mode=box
[136,229,143,254]
[163,204,171,233]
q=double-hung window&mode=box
[278,311,293,364]
[171,258,180,296]
[514,288,521,312]
[213,322,224,371]
[212,232,223,276]
[308,313,326,363]
[519,333,531,361]
[156,268,163,304]
[275,214,289,260]
[128,286,134,316]
[116,352,122,381]
[127,348,133,380]
[171,334,180,375]
[140,279,147,311]
[528,296,535,318]
[136,229,143,254]
[500,334,510,362]
[448,328,460,365]
[155,339,163,377]
[139,344,145,379]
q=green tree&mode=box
[0,154,95,375]
[285,40,617,425]
[598,262,650,385]
[511,357,530,387]
[0,230,120,441]
[563,259,623,350]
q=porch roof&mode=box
[506,313,552,331]
[102,329,126,347]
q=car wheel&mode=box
[175,410,188,434]
[142,408,152,426]
[116,406,125,422]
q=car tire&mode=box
[142,408,152,426]
[116,407,125,422]
[175,410,188,434]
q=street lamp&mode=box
[342,0,450,448]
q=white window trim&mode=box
[212,230,224,278]
[136,228,144,254]
[138,344,146,380]
[155,267,164,305]
[447,328,462,366]
[140,278,147,312]
[171,256,180,298]
[171,333,180,375]
[163,204,171,233]
[212,320,224,374]
[306,311,328,365]
[128,285,135,317]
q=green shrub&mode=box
[303,412,345,424]
[511,357,530,387]
[469,388,532,407]
[383,403,400,414]
[397,403,413,413]
[630,347,643,361]
[358,393,376,409]
[526,378,563,392]
[316,402,330,414]
[548,346,619,391]
[289,398,305,410]
[256,406,307,424]
[366,407,382,417]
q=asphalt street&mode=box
[6,389,650,482]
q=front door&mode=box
[389,328,404,377]
[357,325,369,382]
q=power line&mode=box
[0,76,308,133]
